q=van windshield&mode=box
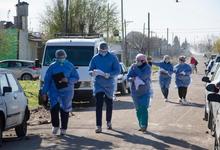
[43,46,94,66]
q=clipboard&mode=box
[52,72,68,89]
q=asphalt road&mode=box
[1,56,214,150]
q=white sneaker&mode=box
[95,126,102,133]
[60,129,66,136]
[52,127,59,135]
[107,122,112,130]
[164,98,168,102]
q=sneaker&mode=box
[164,98,168,102]
[107,122,112,130]
[60,129,66,136]
[140,127,147,132]
[52,127,59,135]
[95,126,102,133]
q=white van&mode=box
[39,38,104,105]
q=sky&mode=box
[0,0,220,43]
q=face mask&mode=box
[137,62,142,66]
[165,59,170,63]
[57,58,66,64]
[99,51,108,56]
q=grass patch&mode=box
[19,80,39,109]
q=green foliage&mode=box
[19,80,39,109]
[214,38,220,53]
[41,0,119,39]
[0,29,17,60]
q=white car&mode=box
[0,69,30,146]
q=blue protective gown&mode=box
[42,60,79,112]
[127,64,152,106]
[89,52,120,99]
[127,63,152,129]
[152,61,173,89]
[174,63,192,88]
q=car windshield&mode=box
[43,46,94,66]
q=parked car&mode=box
[0,59,41,80]
[0,69,30,146]
[202,64,220,121]
[206,84,220,149]
[117,62,130,95]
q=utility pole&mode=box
[147,12,150,56]
[141,23,145,51]
[121,0,126,64]
[65,0,69,34]
[124,19,128,66]
[106,3,110,42]
[121,0,124,41]
[167,28,169,51]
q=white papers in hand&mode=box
[94,69,105,76]
[134,77,145,90]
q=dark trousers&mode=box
[50,103,69,130]
[178,87,188,99]
[95,92,113,127]
[161,87,169,99]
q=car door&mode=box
[0,73,19,127]
[6,73,25,125]
[8,61,22,79]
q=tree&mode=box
[172,36,180,51]
[40,0,119,39]
[126,31,148,54]
[214,39,220,53]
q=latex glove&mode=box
[61,78,68,83]
[89,71,96,77]
[104,73,110,79]
[180,71,185,75]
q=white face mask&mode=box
[99,50,108,56]
[136,62,142,66]
[165,59,170,63]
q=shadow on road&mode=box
[167,101,205,108]
[2,134,42,150]
[43,134,113,150]
[73,100,135,112]
[102,129,170,150]
[147,131,208,150]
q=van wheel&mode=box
[120,82,127,95]
[0,118,3,147]
[21,74,32,80]
[15,115,27,138]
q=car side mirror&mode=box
[202,76,211,83]
[3,86,12,96]
[207,93,220,102]
[206,84,219,93]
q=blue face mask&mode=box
[57,58,66,64]
[99,51,108,56]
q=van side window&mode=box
[0,74,9,94]
[7,74,19,92]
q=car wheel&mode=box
[120,82,127,95]
[89,97,96,106]
[0,118,3,147]
[15,115,27,138]
[21,74,32,80]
